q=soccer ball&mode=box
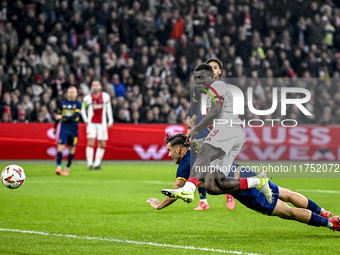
[1,165,26,189]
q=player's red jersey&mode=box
[91,92,103,124]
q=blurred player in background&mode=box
[81,80,113,170]
[148,134,340,235]
[186,58,235,210]
[54,86,81,176]
[186,93,210,210]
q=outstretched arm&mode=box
[186,98,222,143]
[147,179,185,210]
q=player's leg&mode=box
[271,199,339,231]
[56,144,65,174]
[162,134,271,202]
[61,135,78,176]
[194,183,210,210]
[94,140,106,170]
[191,149,210,210]
[93,124,108,169]
[56,130,67,175]
[278,187,332,218]
[86,123,96,170]
[211,140,273,203]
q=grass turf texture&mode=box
[0,161,339,255]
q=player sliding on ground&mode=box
[148,134,340,233]
[162,63,273,203]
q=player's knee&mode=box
[204,179,220,195]
[279,188,290,202]
[288,208,300,220]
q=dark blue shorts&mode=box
[228,167,279,215]
[58,129,78,146]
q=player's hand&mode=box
[190,138,204,150]
[108,124,113,129]
[147,198,160,209]
[56,114,62,120]
[185,129,199,144]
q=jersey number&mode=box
[206,130,219,141]
[210,130,219,137]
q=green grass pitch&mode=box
[0,161,339,255]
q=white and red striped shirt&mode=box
[81,92,113,126]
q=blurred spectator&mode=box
[1,22,18,46]
[31,75,47,100]
[1,111,10,122]
[0,0,340,125]
[110,74,126,98]
[14,109,29,123]
[3,73,24,94]
[41,45,59,71]
[0,92,17,120]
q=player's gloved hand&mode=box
[147,198,160,209]
[190,138,204,150]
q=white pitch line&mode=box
[296,189,340,194]
[27,179,174,185]
[0,228,261,255]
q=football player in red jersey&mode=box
[81,80,113,170]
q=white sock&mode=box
[200,198,208,204]
[320,208,325,216]
[247,177,261,188]
[94,147,105,167]
[86,146,94,167]
[183,181,197,193]
[327,221,334,229]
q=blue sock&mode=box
[307,199,322,214]
[198,187,207,200]
[57,152,62,167]
[67,154,74,168]
[307,212,328,227]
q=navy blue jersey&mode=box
[176,151,191,181]
[189,87,210,139]
[177,150,240,182]
[58,99,82,134]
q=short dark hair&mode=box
[205,58,223,69]
[194,63,214,74]
[166,133,189,147]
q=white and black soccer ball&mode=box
[1,165,26,189]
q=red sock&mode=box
[239,178,248,190]
[187,177,199,187]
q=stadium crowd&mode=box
[0,0,340,124]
